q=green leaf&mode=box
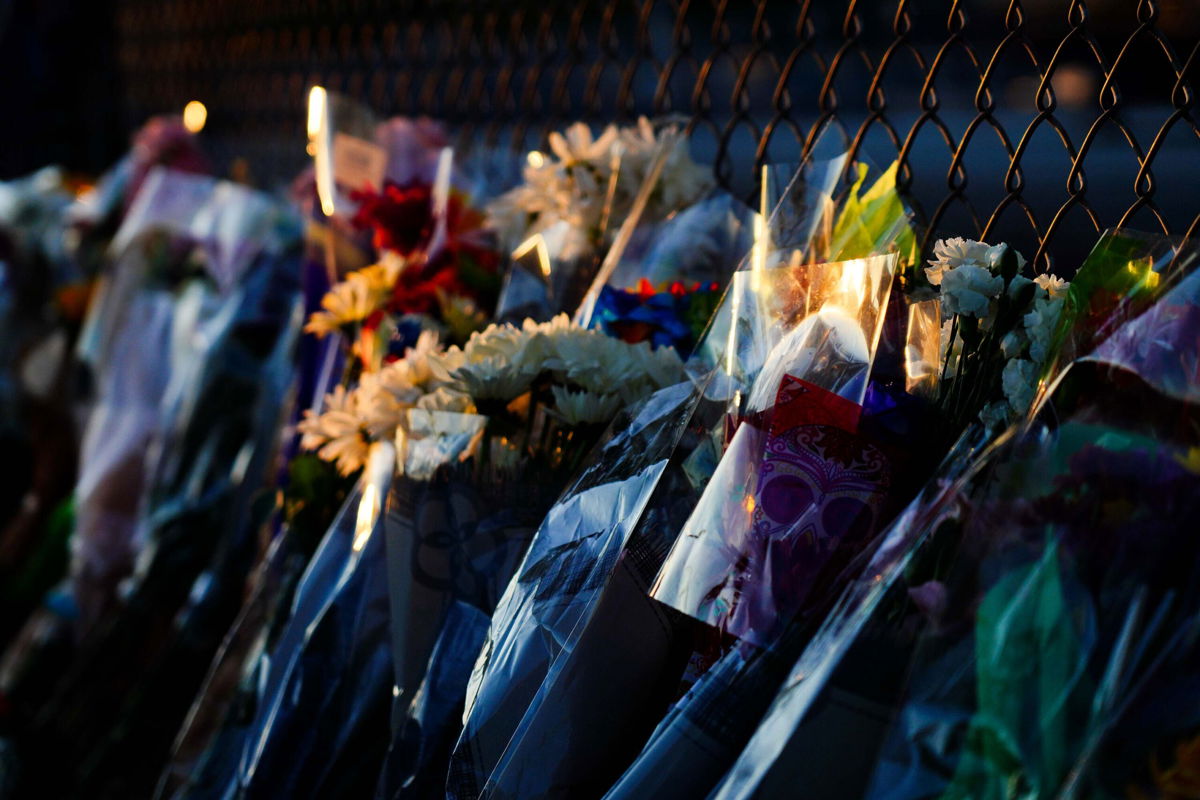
[829,160,918,273]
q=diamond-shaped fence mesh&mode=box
[116,0,1200,271]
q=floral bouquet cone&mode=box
[445,379,709,800]
[705,231,1200,800]
[191,443,395,800]
[378,459,566,798]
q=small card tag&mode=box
[332,132,387,193]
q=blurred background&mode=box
[2,0,1197,270]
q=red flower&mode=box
[352,181,435,256]
[386,255,470,315]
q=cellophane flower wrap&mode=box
[66,166,298,637]
[367,315,687,798]
[581,161,921,800]
[152,115,460,799]
[193,442,397,800]
[442,154,914,800]
[703,231,1200,800]
[14,167,304,798]
[489,117,713,323]
[575,188,754,359]
[649,155,918,646]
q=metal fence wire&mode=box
[116,0,1200,271]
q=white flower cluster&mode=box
[486,118,712,252]
[925,237,1018,317]
[928,238,1070,427]
[298,315,686,473]
[433,314,686,418]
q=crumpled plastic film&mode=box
[224,443,396,800]
[709,233,1200,800]
[650,253,898,648]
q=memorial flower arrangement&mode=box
[487,117,715,321]
[304,178,502,373]
[486,117,712,255]
[298,313,686,476]
[925,237,1071,432]
[1,91,1196,800]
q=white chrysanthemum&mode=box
[486,189,536,249]
[399,329,442,387]
[617,117,711,216]
[550,385,623,426]
[925,237,992,286]
[656,145,713,214]
[454,355,538,401]
[354,374,411,440]
[426,346,466,384]
[298,386,370,475]
[619,117,658,157]
[1002,357,1038,415]
[625,340,686,391]
[523,313,574,337]
[1034,272,1070,301]
[423,313,688,418]
[939,264,1004,317]
[463,322,529,364]
[545,328,627,392]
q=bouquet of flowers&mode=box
[305,176,504,374]
[704,230,1200,800]
[489,118,713,322]
[919,237,1071,433]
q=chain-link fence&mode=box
[116,0,1200,270]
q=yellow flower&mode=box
[303,257,404,338]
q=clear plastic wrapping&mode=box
[446,153,917,800]
[706,232,1200,800]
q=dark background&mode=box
[2,0,1198,271]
